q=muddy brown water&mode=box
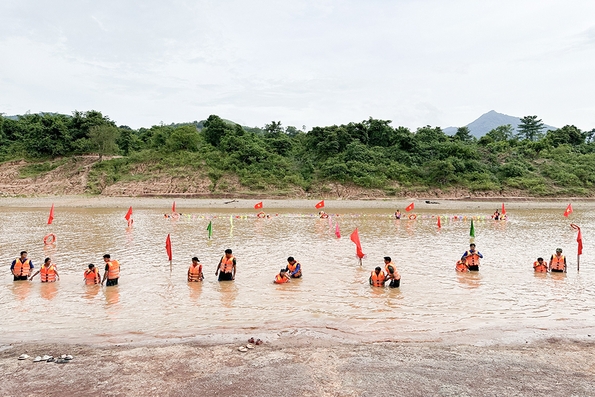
[1,205,594,345]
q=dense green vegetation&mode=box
[1,111,595,196]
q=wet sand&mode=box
[2,336,595,397]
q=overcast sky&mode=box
[1,0,594,131]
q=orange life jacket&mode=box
[384,262,400,279]
[533,261,547,273]
[188,264,203,282]
[13,258,31,277]
[456,260,469,272]
[551,255,565,271]
[220,256,235,273]
[84,268,101,285]
[40,265,57,282]
[107,260,120,279]
[274,274,289,284]
[370,271,385,287]
[287,261,302,277]
[464,251,481,267]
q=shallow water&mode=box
[1,204,594,344]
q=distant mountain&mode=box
[443,110,556,138]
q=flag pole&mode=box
[577,253,580,272]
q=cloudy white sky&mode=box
[1,0,594,131]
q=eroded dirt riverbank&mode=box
[2,336,594,397]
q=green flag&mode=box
[470,219,475,238]
[207,220,212,239]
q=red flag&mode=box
[335,223,341,238]
[405,202,414,212]
[501,203,506,215]
[563,203,573,217]
[315,200,325,209]
[350,228,365,259]
[571,224,583,255]
[124,206,133,221]
[47,203,54,225]
[172,201,176,213]
[254,201,263,210]
[165,234,172,261]
[437,216,441,228]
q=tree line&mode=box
[1,111,595,196]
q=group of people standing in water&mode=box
[9,240,568,291]
[10,251,121,286]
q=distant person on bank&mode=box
[216,249,236,281]
[101,254,120,286]
[11,251,34,281]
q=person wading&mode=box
[11,251,34,281]
[215,249,236,281]
[101,254,120,286]
[461,243,483,271]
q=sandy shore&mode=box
[0,195,591,210]
[2,336,594,397]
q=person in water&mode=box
[319,211,329,218]
[493,210,501,220]
[188,257,204,282]
[383,257,401,288]
[285,257,302,278]
[549,248,566,273]
[29,257,59,282]
[461,243,483,271]
[533,257,548,273]
[274,268,290,284]
[84,264,101,284]
[11,251,34,281]
[394,210,401,219]
[216,249,236,281]
[101,254,120,286]
[369,266,386,287]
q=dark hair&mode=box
[103,254,111,259]
[537,257,543,261]
[20,251,27,255]
[384,256,391,262]
[470,243,476,247]
[287,256,295,262]
[280,268,286,273]
[192,257,199,262]
[375,266,381,271]
[88,264,95,269]
[44,257,51,263]
[225,249,232,254]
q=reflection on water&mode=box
[39,282,58,300]
[456,272,482,289]
[188,283,202,302]
[104,286,120,305]
[10,281,32,301]
[1,205,595,344]
[83,285,101,300]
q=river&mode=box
[1,202,594,345]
